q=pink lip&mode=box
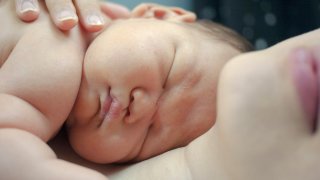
[291,48,318,131]
[100,94,122,123]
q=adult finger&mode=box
[45,0,78,31]
[74,0,106,32]
[15,0,40,22]
[100,2,130,19]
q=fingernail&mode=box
[57,9,77,22]
[20,0,38,13]
[87,13,104,26]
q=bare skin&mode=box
[53,29,320,180]
[67,7,239,163]
[0,1,108,179]
[0,1,241,179]
[15,0,130,32]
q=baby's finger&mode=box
[15,0,40,22]
[45,0,78,31]
[74,0,106,32]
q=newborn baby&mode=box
[0,1,251,178]
[67,9,252,163]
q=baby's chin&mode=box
[67,136,127,164]
[66,120,148,164]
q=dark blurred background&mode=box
[195,0,320,49]
[109,0,320,49]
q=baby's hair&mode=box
[192,19,253,52]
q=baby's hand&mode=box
[15,0,130,32]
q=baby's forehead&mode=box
[95,20,158,42]
[87,19,180,59]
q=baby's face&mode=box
[68,19,240,163]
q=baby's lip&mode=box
[100,95,112,118]
[100,94,123,123]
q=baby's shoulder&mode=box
[0,0,86,68]
[0,1,87,138]
[0,1,25,67]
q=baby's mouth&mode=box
[100,92,123,123]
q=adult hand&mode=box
[15,0,130,32]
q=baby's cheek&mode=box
[67,126,117,163]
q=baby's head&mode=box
[67,3,252,164]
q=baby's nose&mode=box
[124,88,158,124]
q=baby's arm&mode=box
[0,94,107,180]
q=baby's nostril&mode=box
[124,88,148,124]
[126,92,135,117]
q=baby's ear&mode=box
[131,3,196,23]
